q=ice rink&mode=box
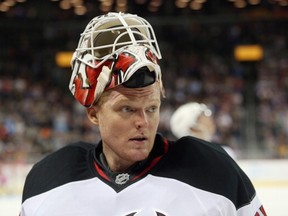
[1,160,287,215]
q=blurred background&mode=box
[0,0,288,215]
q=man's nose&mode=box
[135,110,148,129]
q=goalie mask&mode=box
[69,12,163,107]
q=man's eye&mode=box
[147,106,158,113]
[122,107,133,112]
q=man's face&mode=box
[88,83,161,171]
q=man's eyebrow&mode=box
[110,98,134,106]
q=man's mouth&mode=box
[130,136,147,141]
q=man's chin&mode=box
[129,150,150,162]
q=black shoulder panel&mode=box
[153,136,256,210]
[22,142,95,202]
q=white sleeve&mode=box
[237,194,267,216]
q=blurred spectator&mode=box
[170,102,237,159]
[1,18,288,162]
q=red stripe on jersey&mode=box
[260,205,267,216]
[163,137,169,152]
[254,205,267,216]
[132,138,169,181]
[94,161,111,182]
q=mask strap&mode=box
[93,66,112,105]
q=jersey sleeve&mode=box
[162,136,268,216]
[237,195,267,216]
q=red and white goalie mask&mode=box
[69,12,164,107]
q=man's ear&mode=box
[87,107,99,125]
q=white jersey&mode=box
[20,134,267,216]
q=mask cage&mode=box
[73,12,162,69]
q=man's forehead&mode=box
[107,83,161,101]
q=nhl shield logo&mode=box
[115,173,130,185]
